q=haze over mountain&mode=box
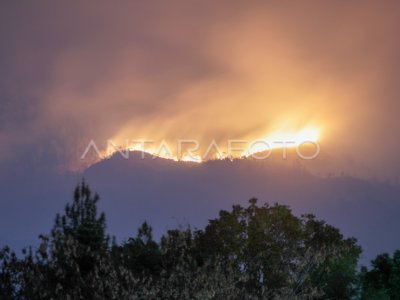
[1,151,399,265]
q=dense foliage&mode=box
[0,182,389,299]
[359,251,400,299]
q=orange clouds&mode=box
[1,0,400,177]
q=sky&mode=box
[1,1,400,178]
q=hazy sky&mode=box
[1,1,400,177]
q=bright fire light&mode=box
[242,127,321,157]
[99,127,321,164]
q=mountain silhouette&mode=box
[0,150,399,265]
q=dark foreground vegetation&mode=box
[0,182,398,299]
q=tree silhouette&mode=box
[360,250,400,299]
[0,183,366,299]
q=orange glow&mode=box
[180,154,202,163]
[242,127,321,157]
[98,126,321,164]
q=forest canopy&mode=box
[0,182,395,299]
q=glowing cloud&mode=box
[1,1,400,177]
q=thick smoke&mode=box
[1,0,400,178]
